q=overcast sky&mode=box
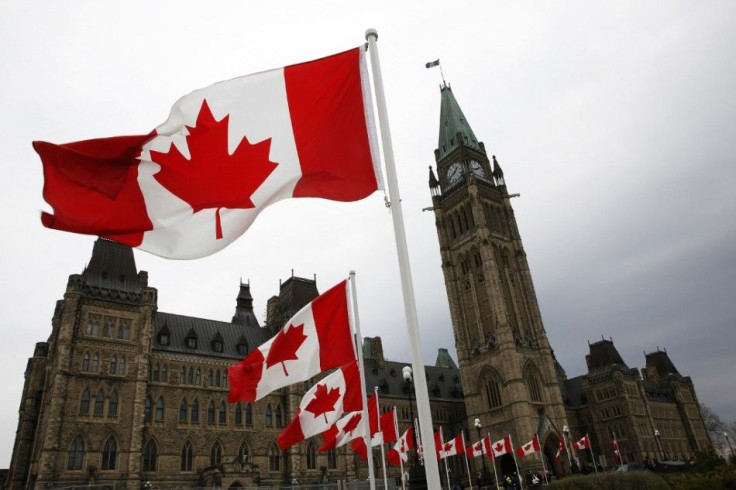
[1,0,735,466]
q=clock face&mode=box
[469,160,484,177]
[446,162,463,184]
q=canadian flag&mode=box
[320,394,378,453]
[466,435,492,459]
[387,427,414,466]
[555,437,566,462]
[35,47,381,259]
[612,434,621,461]
[490,435,513,458]
[277,361,362,450]
[516,434,541,458]
[351,406,399,460]
[228,280,355,402]
[439,433,466,459]
[572,435,590,450]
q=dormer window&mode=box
[213,341,223,353]
[159,334,169,346]
[187,337,197,349]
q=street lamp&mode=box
[403,366,426,489]
[654,429,664,461]
[724,432,735,462]
[474,418,489,487]
[563,425,575,472]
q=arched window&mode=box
[234,403,242,425]
[207,401,215,425]
[103,317,114,337]
[82,352,90,372]
[306,442,317,469]
[275,405,283,427]
[110,355,117,375]
[195,368,201,385]
[67,435,85,470]
[179,399,188,423]
[238,442,249,466]
[245,403,253,426]
[485,378,503,409]
[265,405,273,427]
[108,391,118,417]
[523,364,544,403]
[268,443,280,471]
[191,399,199,423]
[208,369,214,386]
[94,390,105,416]
[155,398,165,421]
[91,353,99,373]
[153,363,160,382]
[118,357,126,375]
[142,439,158,472]
[144,397,152,422]
[162,364,168,382]
[80,389,90,415]
[181,440,194,472]
[219,402,227,424]
[327,448,337,469]
[101,436,117,470]
[211,441,223,466]
[223,370,228,388]
[215,369,221,387]
[180,366,187,384]
[86,315,99,336]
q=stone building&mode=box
[6,83,712,489]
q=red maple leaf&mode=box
[495,442,504,452]
[150,99,277,239]
[444,442,453,452]
[305,383,342,423]
[342,413,362,435]
[266,324,307,376]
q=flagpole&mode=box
[488,433,500,490]
[537,435,549,486]
[364,28,441,490]
[440,428,451,490]
[348,271,376,490]
[376,387,389,490]
[586,434,597,473]
[462,431,473,490]
[509,434,524,490]
[394,407,406,490]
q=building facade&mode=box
[6,84,712,490]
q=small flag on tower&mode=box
[425,59,440,69]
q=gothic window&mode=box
[215,369,221,387]
[80,389,90,415]
[110,355,117,375]
[67,435,85,470]
[211,441,223,466]
[327,448,337,469]
[179,399,188,423]
[91,353,99,373]
[208,369,214,386]
[101,436,117,470]
[153,363,160,382]
[108,391,118,417]
[219,402,227,424]
[144,397,152,422]
[181,440,193,472]
[186,333,197,349]
[82,352,90,372]
[485,378,503,409]
[306,442,317,469]
[236,339,248,356]
[223,370,228,388]
[523,365,543,403]
[142,439,158,472]
[162,364,168,382]
[117,319,130,340]
[265,405,273,427]
[207,401,215,425]
[188,367,194,385]
[245,403,253,426]
[155,398,165,421]
[86,315,100,336]
[180,366,187,384]
[275,404,283,427]
[474,250,482,268]
[195,368,202,385]
[268,443,280,471]
[213,340,223,352]
[238,442,249,466]
[234,403,242,425]
[94,390,105,416]
[103,317,115,337]
[191,399,199,423]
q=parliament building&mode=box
[5,84,711,489]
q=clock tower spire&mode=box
[429,83,569,475]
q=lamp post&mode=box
[563,425,575,472]
[725,432,735,463]
[474,418,489,487]
[403,366,426,489]
[654,429,664,461]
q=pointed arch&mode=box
[91,353,99,373]
[94,389,105,416]
[234,402,243,425]
[237,441,250,466]
[210,440,223,466]
[108,391,118,417]
[67,435,85,470]
[109,355,117,375]
[155,397,165,421]
[523,360,544,403]
[207,401,215,425]
[275,404,283,427]
[82,352,90,372]
[180,365,187,384]
[162,363,168,382]
[153,362,160,382]
[79,389,91,415]
[101,435,118,470]
[479,366,505,409]
[118,356,126,375]
[268,443,280,471]
[215,369,221,387]
[142,438,158,472]
[208,369,214,386]
[306,441,317,469]
[245,403,253,426]
[179,398,188,423]
[265,404,273,427]
[144,397,152,422]
[181,439,194,472]
[219,401,227,424]
[191,399,200,423]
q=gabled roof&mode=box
[362,358,464,403]
[436,84,483,161]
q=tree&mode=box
[700,403,727,448]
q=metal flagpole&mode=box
[462,431,473,490]
[538,435,549,485]
[394,408,406,490]
[348,272,376,490]
[364,28,441,489]
[376,388,389,490]
[586,434,597,473]
[509,435,524,490]
[489,433,500,490]
[440,428,451,490]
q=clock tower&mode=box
[429,83,569,474]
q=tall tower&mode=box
[429,84,569,474]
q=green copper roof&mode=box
[435,347,458,369]
[437,84,483,161]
